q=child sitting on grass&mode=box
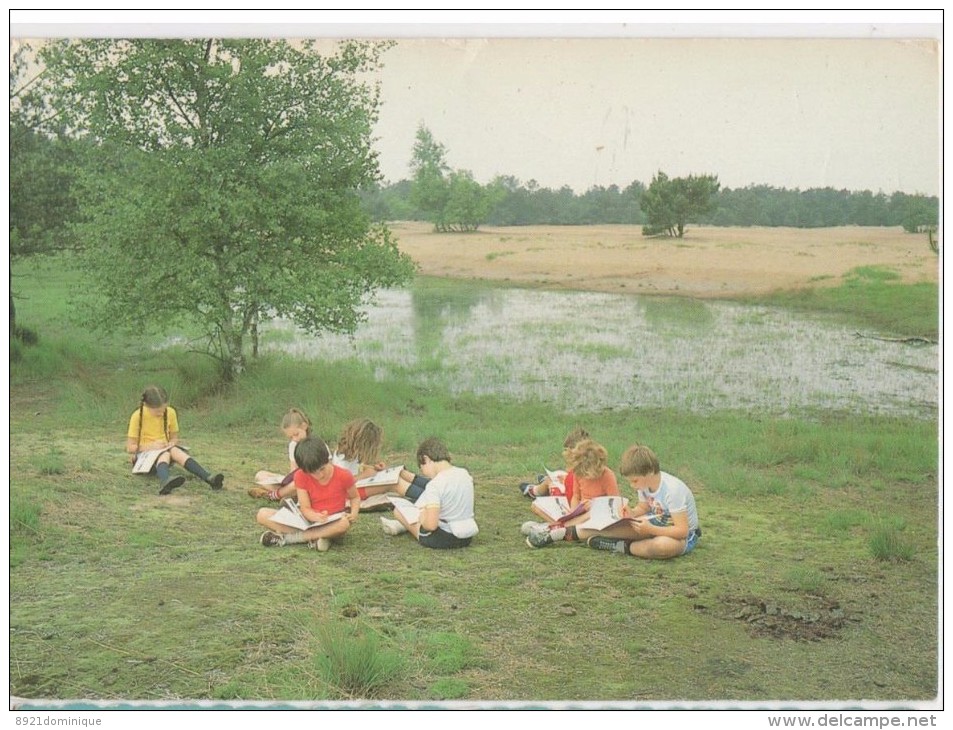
[583,443,700,559]
[518,426,589,500]
[524,438,619,548]
[331,418,394,510]
[257,436,360,552]
[248,407,312,502]
[379,437,478,550]
[126,385,224,495]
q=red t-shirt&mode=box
[575,467,619,502]
[294,465,355,514]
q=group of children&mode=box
[126,387,699,559]
[517,428,701,560]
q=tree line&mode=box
[362,169,938,233]
[359,125,938,236]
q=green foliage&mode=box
[641,170,720,238]
[39,38,414,381]
[409,124,500,231]
[314,622,406,699]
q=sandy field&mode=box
[390,222,939,298]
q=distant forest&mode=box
[360,178,939,232]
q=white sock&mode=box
[381,517,408,535]
[549,526,567,542]
[281,531,308,545]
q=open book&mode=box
[270,498,345,531]
[531,496,588,525]
[386,495,420,525]
[132,445,188,474]
[355,465,404,489]
[575,496,631,531]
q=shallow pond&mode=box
[261,283,938,420]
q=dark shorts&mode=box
[404,474,431,502]
[418,527,472,550]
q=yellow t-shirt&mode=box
[127,405,180,447]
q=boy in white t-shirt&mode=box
[380,437,478,550]
[582,444,701,559]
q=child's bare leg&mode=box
[627,536,686,559]
[360,484,395,497]
[257,508,297,532]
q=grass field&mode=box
[8,248,940,706]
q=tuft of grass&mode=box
[868,522,915,562]
[35,447,65,476]
[782,565,826,593]
[314,622,406,699]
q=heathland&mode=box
[9,224,939,706]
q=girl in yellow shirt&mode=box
[126,385,224,495]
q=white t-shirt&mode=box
[416,465,478,538]
[637,471,699,532]
[331,451,361,476]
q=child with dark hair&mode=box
[257,436,359,552]
[125,385,224,495]
[379,437,478,550]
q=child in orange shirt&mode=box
[525,438,618,549]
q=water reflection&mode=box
[263,283,938,419]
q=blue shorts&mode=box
[683,528,701,555]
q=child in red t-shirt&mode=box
[256,436,359,552]
[518,426,590,502]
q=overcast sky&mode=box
[10,11,943,196]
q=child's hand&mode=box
[373,462,386,471]
[314,511,329,524]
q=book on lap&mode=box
[531,496,587,524]
[270,498,344,531]
[355,465,404,489]
[132,445,188,474]
[386,495,420,524]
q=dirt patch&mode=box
[391,222,939,299]
[721,594,857,642]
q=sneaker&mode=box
[208,473,224,491]
[260,530,285,547]
[525,525,556,548]
[521,520,544,536]
[519,482,536,498]
[158,475,186,495]
[380,516,407,536]
[587,535,629,554]
[308,538,332,552]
